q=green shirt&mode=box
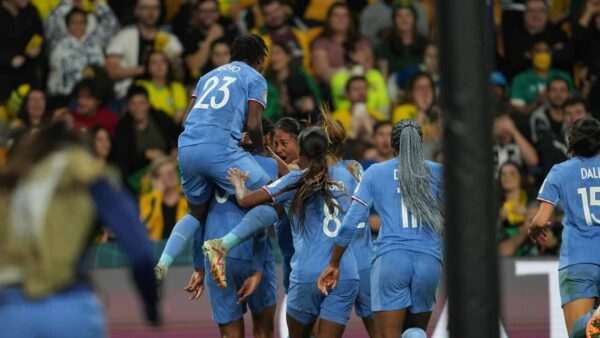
[509,69,573,107]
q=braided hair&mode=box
[231,34,268,67]
[568,117,600,158]
[392,119,443,234]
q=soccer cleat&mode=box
[154,265,166,286]
[587,305,600,338]
[203,239,228,288]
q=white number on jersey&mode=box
[323,199,342,237]
[194,76,237,110]
[215,190,230,204]
[401,199,419,228]
[577,187,600,226]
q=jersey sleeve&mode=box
[351,168,375,208]
[247,73,268,109]
[537,165,561,206]
[335,170,375,247]
[263,170,303,204]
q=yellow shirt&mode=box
[140,190,188,241]
[32,0,61,19]
[136,80,187,118]
[332,106,386,133]
[392,103,419,123]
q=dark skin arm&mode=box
[527,201,555,244]
[247,100,265,153]
[317,244,348,295]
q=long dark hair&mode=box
[388,5,427,58]
[568,117,600,157]
[496,160,525,203]
[144,51,174,83]
[392,119,443,234]
[275,117,303,138]
[319,2,359,52]
[275,126,339,232]
[0,120,88,188]
[319,106,346,160]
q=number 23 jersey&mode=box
[538,155,600,269]
[179,61,268,148]
[264,166,359,284]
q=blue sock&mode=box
[570,311,593,338]
[159,214,201,267]
[226,205,278,250]
[402,328,427,338]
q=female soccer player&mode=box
[0,121,160,337]
[226,127,359,338]
[318,119,444,338]
[529,117,600,337]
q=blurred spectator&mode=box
[530,77,570,176]
[172,0,238,82]
[360,0,430,45]
[360,121,393,170]
[7,88,49,149]
[330,49,389,115]
[310,2,373,85]
[136,51,187,124]
[493,114,539,172]
[105,0,183,99]
[388,41,439,105]
[375,3,428,81]
[563,96,592,128]
[107,0,137,26]
[573,0,600,118]
[264,41,320,122]
[497,160,538,256]
[140,156,187,240]
[392,72,440,141]
[502,0,574,80]
[333,76,386,147]
[509,39,573,114]
[88,125,112,166]
[0,0,44,103]
[44,0,119,50]
[114,86,178,188]
[69,79,118,135]
[201,37,230,73]
[31,0,60,19]
[46,7,108,106]
[252,0,311,72]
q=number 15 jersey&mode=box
[538,155,600,269]
[179,61,268,148]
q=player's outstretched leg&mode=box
[203,205,279,287]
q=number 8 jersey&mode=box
[179,61,268,148]
[538,156,600,269]
[264,166,359,284]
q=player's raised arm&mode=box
[247,100,265,153]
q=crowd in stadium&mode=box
[0,0,598,258]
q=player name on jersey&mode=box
[581,167,600,180]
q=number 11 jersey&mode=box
[179,61,268,148]
[538,155,600,269]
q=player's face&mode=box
[329,6,350,34]
[148,52,169,79]
[500,163,521,192]
[26,90,45,126]
[156,162,179,190]
[374,124,393,157]
[197,0,219,26]
[76,90,100,117]
[211,42,231,67]
[137,0,161,27]
[394,8,415,33]
[564,103,589,127]
[269,45,290,72]
[262,2,287,29]
[128,94,151,123]
[67,12,87,39]
[274,129,299,164]
[94,128,111,160]
[547,81,569,109]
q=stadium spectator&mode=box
[388,41,439,106]
[493,114,539,172]
[7,88,49,149]
[201,37,230,73]
[264,41,320,122]
[333,76,386,149]
[136,51,187,124]
[69,79,118,135]
[252,0,311,72]
[502,0,574,80]
[509,39,573,114]
[88,125,112,166]
[360,120,393,171]
[172,0,238,83]
[0,0,44,103]
[530,77,570,177]
[105,0,183,99]
[360,0,430,45]
[140,156,187,241]
[573,0,600,117]
[107,0,137,26]
[44,0,118,50]
[330,48,389,115]
[113,86,178,189]
[310,2,373,85]
[563,96,592,128]
[375,3,428,81]
[46,7,109,106]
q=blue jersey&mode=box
[538,156,600,269]
[203,154,278,262]
[179,61,268,148]
[336,158,443,262]
[264,166,359,283]
[337,160,372,271]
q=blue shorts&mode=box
[205,257,278,324]
[286,280,358,326]
[371,249,441,313]
[0,286,105,338]
[179,143,271,205]
[282,255,292,293]
[355,268,372,318]
[559,263,600,306]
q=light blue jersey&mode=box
[336,158,443,262]
[538,156,600,269]
[179,61,268,148]
[264,166,359,283]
